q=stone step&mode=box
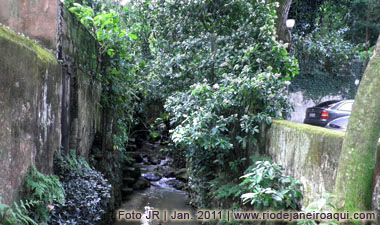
[122,166,141,179]
[93,153,103,160]
[123,167,135,172]
[125,152,143,163]
[123,177,135,185]
[126,144,137,148]
[121,187,134,195]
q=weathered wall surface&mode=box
[0,25,62,205]
[0,0,58,50]
[264,120,380,207]
[59,6,103,157]
[0,2,103,205]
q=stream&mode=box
[113,142,200,225]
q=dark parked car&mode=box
[325,116,349,131]
[304,100,353,127]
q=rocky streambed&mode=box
[114,142,199,225]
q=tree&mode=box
[272,0,293,43]
[288,0,325,34]
[160,0,298,208]
[334,35,380,217]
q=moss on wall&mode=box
[0,26,56,63]
[264,120,380,207]
[0,25,61,205]
[60,6,103,157]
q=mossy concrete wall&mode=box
[0,25,62,205]
[0,3,103,205]
[0,0,103,157]
[59,6,103,157]
[264,120,380,207]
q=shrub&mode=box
[240,161,303,210]
[49,151,111,225]
[297,193,338,225]
[293,28,360,77]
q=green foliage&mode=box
[0,166,64,225]
[291,10,365,101]
[290,0,380,46]
[289,0,325,33]
[0,196,38,225]
[49,151,111,225]
[214,183,246,201]
[67,2,143,152]
[297,193,338,225]
[240,161,303,210]
[67,0,301,212]
[64,150,91,173]
[289,0,377,102]
[24,166,65,223]
[358,45,376,61]
[293,28,360,76]
[344,0,380,45]
[145,0,299,207]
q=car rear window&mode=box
[338,102,353,111]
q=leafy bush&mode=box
[24,166,65,223]
[214,183,245,201]
[291,27,364,101]
[297,193,338,225]
[240,161,303,210]
[209,157,272,202]
[49,151,111,225]
[293,28,359,77]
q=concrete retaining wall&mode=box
[0,3,103,204]
[264,120,380,208]
[0,26,62,204]
[59,6,103,157]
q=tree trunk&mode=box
[334,35,380,215]
[271,0,292,43]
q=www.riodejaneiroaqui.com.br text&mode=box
[117,210,376,222]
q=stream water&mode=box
[114,180,199,225]
[113,143,199,225]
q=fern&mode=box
[0,195,38,225]
[24,166,65,223]
[25,166,65,205]
[13,201,39,225]
[216,183,246,200]
[62,150,91,176]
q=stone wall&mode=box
[59,5,103,157]
[0,25,62,205]
[0,0,59,50]
[264,120,380,208]
[0,2,103,204]
[0,0,103,157]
